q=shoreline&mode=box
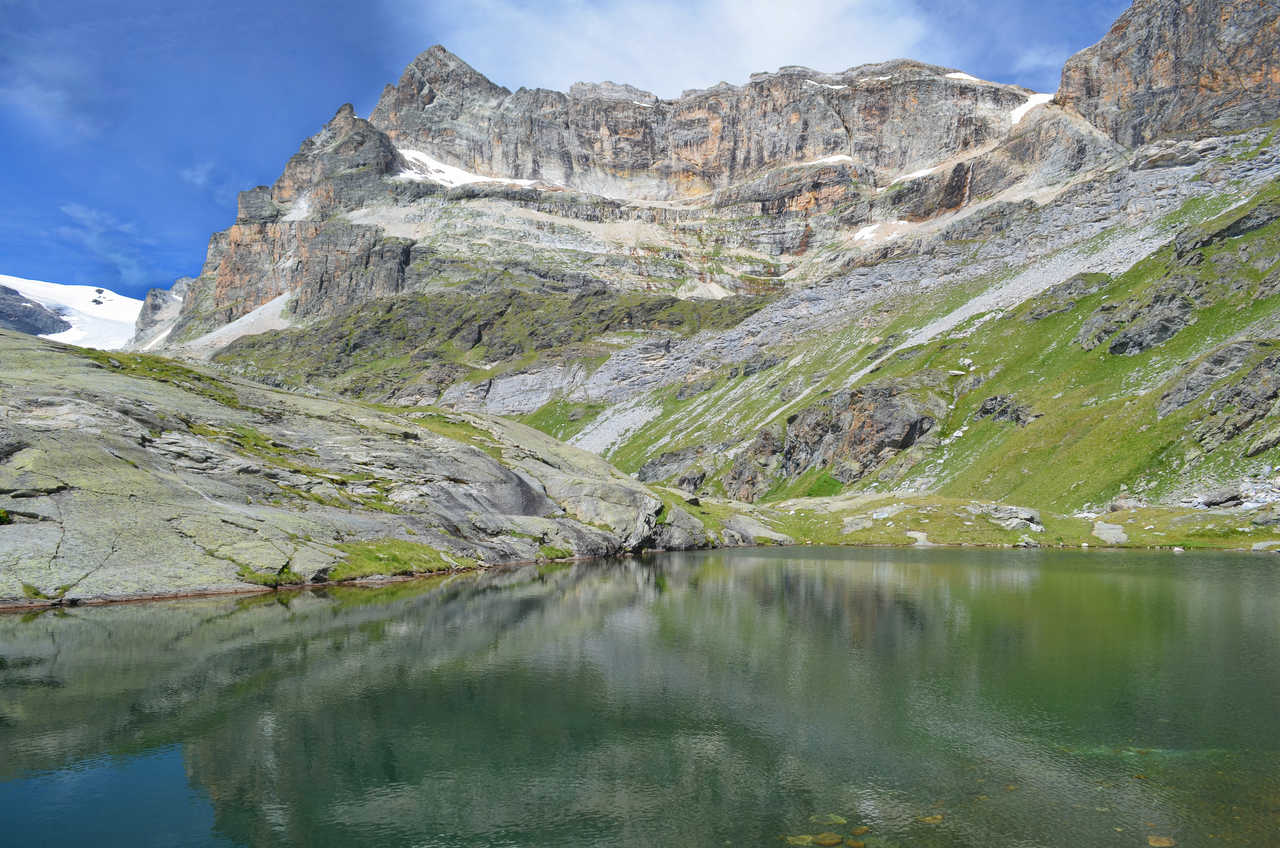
[4,539,1275,614]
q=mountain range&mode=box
[3,0,1280,605]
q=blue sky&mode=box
[0,0,1129,299]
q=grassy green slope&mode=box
[570,176,1280,517]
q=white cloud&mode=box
[179,161,216,188]
[55,204,154,289]
[383,0,933,98]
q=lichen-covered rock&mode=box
[0,330,715,604]
[1057,0,1280,146]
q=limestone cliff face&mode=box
[1056,0,1280,146]
[139,0,1278,358]
[370,46,1033,199]
[150,49,1077,345]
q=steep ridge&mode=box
[370,48,1035,198]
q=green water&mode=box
[1,547,1278,847]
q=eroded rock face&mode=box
[724,375,949,501]
[0,330,718,604]
[371,48,1032,199]
[1057,0,1280,146]
[1196,353,1280,451]
[1158,341,1262,417]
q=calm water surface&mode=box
[1,547,1278,847]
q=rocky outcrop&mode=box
[129,277,189,350]
[0,286,70,336]
[0,330,724,604]
[1158,341,1262,417]
[1076,277,1202,355]
[724,375,949,501]
[1196,353,1280,451]
[975,395,1035,426]
[1057,0,1280,146]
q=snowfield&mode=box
[395,149,542,189]
[0,273,142,350]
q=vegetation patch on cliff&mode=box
[213,289,773,402]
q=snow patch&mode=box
[1010,92,1053,125]
[853,220,910,244]
[181,291,294,359]
[854,223,882,242]
[395,149,541,189]
[0,273,142,350]
[676,279,732,300]
[882,165,937,190]
[141,325,172,351]
[632,100,655,108]
[282,194,311,222]
[791,153,855,168]
[805,79,848,90]
[946,72,980,81]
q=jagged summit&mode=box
[367,43,1039,201]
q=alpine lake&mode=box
[1,547,1277,847]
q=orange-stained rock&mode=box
[1056,0,1280,146]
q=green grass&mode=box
[538,544,574,561]
[715,177,1280,513]
[236,565,304,588]
[405,410,504,460]
[746,494,1280,550]
[74,348,245,409]
[0,509,10,526]
[20,582,74,601]
[520,399,607,441]
[329,540,477,582]
[213,287,775,403]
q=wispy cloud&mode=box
[0,2,111,140]
[1011,46,1073,79]
[384,0,933,98]
[54,204,156,290]
[179,161,216,189]
[0,51,104,139]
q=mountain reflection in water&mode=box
[1,547,1277,847]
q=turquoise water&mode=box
[1,547,1278,846]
